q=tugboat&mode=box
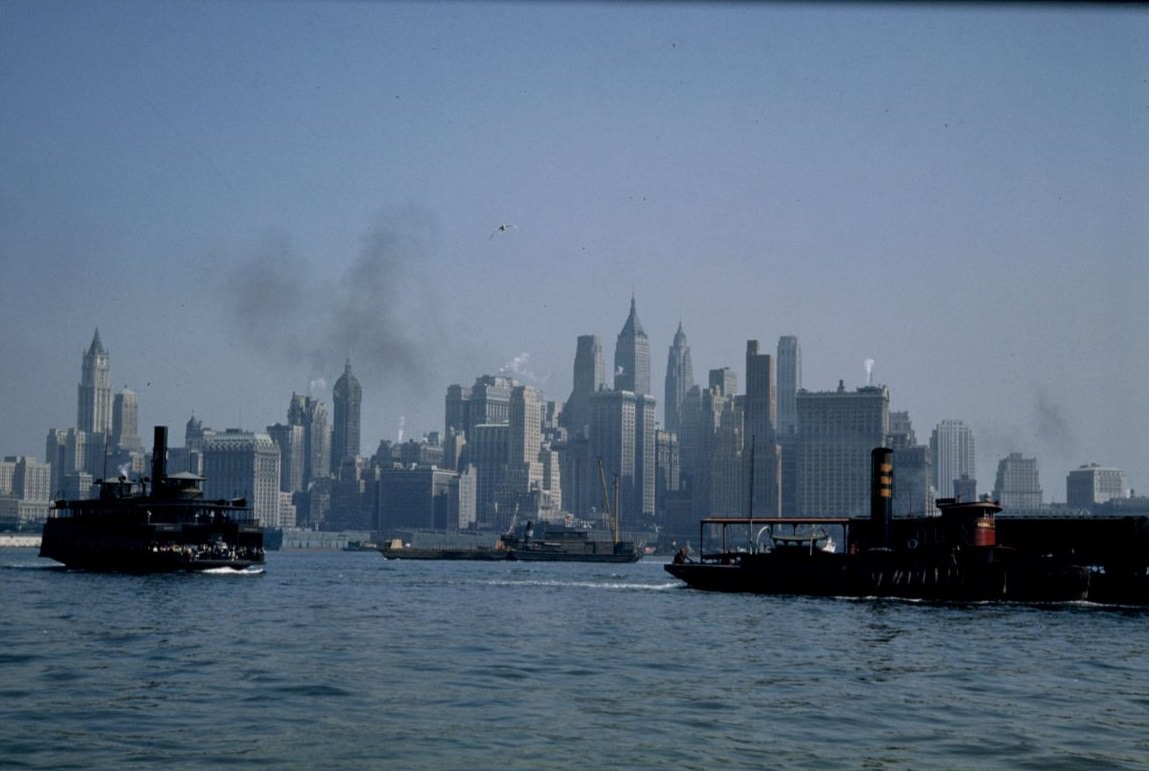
[40,427,264,572]
[666,448,1090,602]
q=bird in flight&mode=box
[489,223,518,240]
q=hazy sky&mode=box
[2,2,1147,498]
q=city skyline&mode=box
[9,320,1146,508]
[2,3,1146,496]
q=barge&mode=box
[666,447,1094,603]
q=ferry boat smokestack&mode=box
[871,447,893,548]
[152,426,168,484]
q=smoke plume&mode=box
[224,208,445,392]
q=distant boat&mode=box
[379,538,510,561]
[40,427,264,573]
[500,459,644,563]
[503,523,642,563]
[343,540,381,552]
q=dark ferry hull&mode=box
[41,517,264,573]
[665,550,1089,602]
[39,426,264,573]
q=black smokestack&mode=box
[152,426,168,484]
[871,447,893,548]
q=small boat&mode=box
[343,540,381,552]
[40,427,264,573]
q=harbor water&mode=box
[2,549,1147,770]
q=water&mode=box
[2,549,1147,770]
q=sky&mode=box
[1,1,1147,499]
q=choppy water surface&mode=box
[2,549,1147,769]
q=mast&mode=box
[747,435,756,552]
[597,457,620,545]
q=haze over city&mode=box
[2,2,1146,496]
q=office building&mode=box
[776,336,801,437]
[331,359,362,471]
[202,429,283,528]
[562,335,606,438]
[664,323,694,435]
[288,393,331,485]
[112,388,142,452]
[930,419,976,499]
[744,340,779,516]
[992,453,1043,509]
[77,329,112,437]
[1066,464,1128,510]
[796,382,890,518]
[614,296,651,396]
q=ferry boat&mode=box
[40,427,264,572]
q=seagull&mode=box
[489,223,518,240]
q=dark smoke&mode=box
[225,208,445,390]
[1033,388,1076,456]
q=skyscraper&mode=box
[77,329,111,436]
[112,387,142,452]
[589,389,656,524]
[889,411,934,516]
[744,340,779,516]
[331,359,362,471]
[776,336,801,437]
[288,393,331,485]
[664,323,694,435]
[776,336,802,516]
[930,419,976,498]
[562,335,605,437]
[202,429,283,528]
[688,375,742,519]
[796,382,889,518]
[1066,464,1129,510]
[613,296,650,396]
[993,453,1043,509]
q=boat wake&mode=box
[202,566,265,576]
[2,560,64,571]
[483,578,680,592]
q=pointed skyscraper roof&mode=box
[614,296,651,395]
[334,358,362,400]
[620,295,645,338]
[87,328,106,356]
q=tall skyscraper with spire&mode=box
[613,296,650,396]
[664,322,694,435]
[331,359,362,471]
[77,329,111,436]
